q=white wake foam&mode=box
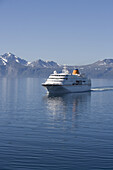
[91,87,113,92]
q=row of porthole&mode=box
[72,81,86,85]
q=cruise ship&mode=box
[42,66,91,94]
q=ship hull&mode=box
[42,84,91,94]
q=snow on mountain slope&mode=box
[1,52,113,78]
[0,53,59,68]
[0,56,8,65]
[1,53,28,65]
[29,59,59,68]
[92,59,113,66]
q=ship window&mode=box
[49,78,67,79]
[76,80,82,85]
[52,75,66,76]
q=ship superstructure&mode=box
[42,66,91,94]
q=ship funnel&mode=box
[72,69,79,75]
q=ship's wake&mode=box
[91,86,113,92]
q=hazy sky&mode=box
[0,0,113,65]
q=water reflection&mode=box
[0,78,42,112]
[43,92,91,123]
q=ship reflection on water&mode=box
[43,92,91,127]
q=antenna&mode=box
[62,64,69,74]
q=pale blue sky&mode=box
[0,0,113,65]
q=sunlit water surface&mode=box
[0,78,113,170]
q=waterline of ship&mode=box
[42,66,91,94]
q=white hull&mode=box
[42,67,91,94]
[43,84,91,94]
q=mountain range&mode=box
[0,52,113,78]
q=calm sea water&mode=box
[0,78,113,170]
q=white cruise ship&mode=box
[42,66,91,94]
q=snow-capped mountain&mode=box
[0,52,60,77]
[0,53,59,68]
[91,59,113,66]
[29,59,59,68]
[76,59,113,78]
[0,52,113,78]
[0,52,28,66]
